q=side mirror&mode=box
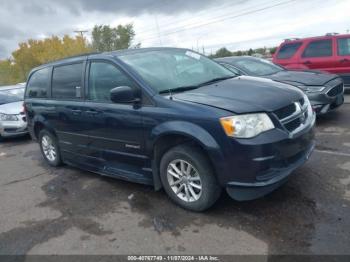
[110,86,140,104]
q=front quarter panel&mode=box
[141,96,229,182]
[149,120,221,154]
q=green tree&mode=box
[0,59,19,85]
[233,50,243,56]
[211,47,232,58]
[91,24,136,52]
[254,47,266,55]
[5,35,91,83]
[269,47,277,55]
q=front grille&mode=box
[274,100,309,133]
[274,103,296,119]
[284,118,302,132]
[327,83,343,97]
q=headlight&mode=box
[298,85,326,93]
[220,113,274,138]
[0,113,18,121]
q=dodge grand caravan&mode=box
[24,48,315,211]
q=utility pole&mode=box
[154,15,162,46]
[74,30,88,38]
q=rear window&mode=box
[277,43,302,59]
[337,37,350,56]
[302,39,333,57]
[26,67,51,98]
[52,63,83,99]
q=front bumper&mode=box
[214,112,315,201]
[307,85,344,115]
[226,142,314,201]
[309,93,344,115]
[0,117,28,138]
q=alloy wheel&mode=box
[41,135,57,162]
[167,159,202,202]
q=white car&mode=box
[0,84,28,140]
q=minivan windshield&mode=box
[233,58,284,76]
[118,49,235,94]
[0,87,24,105]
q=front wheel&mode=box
[160,144,222,211]
[39,129,62,167]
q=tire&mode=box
[39,129,62,167]
[160,144,222,211]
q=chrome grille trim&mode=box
[280,102,303,123]
[274,99,312,135]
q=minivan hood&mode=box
[173,76,303,114]
[0,101,23,115]
[265,70,338,86]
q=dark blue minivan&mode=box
[24,48,315,211]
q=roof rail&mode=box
[62,51,101,60]
[325,32,339,36]
[284,38,300,42]
[29,51,102,70]
[42,52,103,65]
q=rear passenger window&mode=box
[52,63,83,99]
[88,62,135,102]
[338,38,350,56]
[302,40,333,57]
[277,43,302,59]
[26,67,51,98]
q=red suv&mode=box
[273,33,350,91]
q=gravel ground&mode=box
[0,100,349,256]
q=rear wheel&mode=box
[39,129,62,166]
[160,144,221,211]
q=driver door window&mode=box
[88,61,136,102]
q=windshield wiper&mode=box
[159,75,235,95]
[159,85,200,94]
[196,75,235,87]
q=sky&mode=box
[0,0,349,59]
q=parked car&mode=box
[0,84,27,140]
[216,56,344,115]
[273,33,350,91]
[24,48,315,211]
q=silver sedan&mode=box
[0,84,28,140]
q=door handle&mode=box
[86,109,101,115]
[303,60,312,65]
[71,109,82,115]
[339,58,349,63]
